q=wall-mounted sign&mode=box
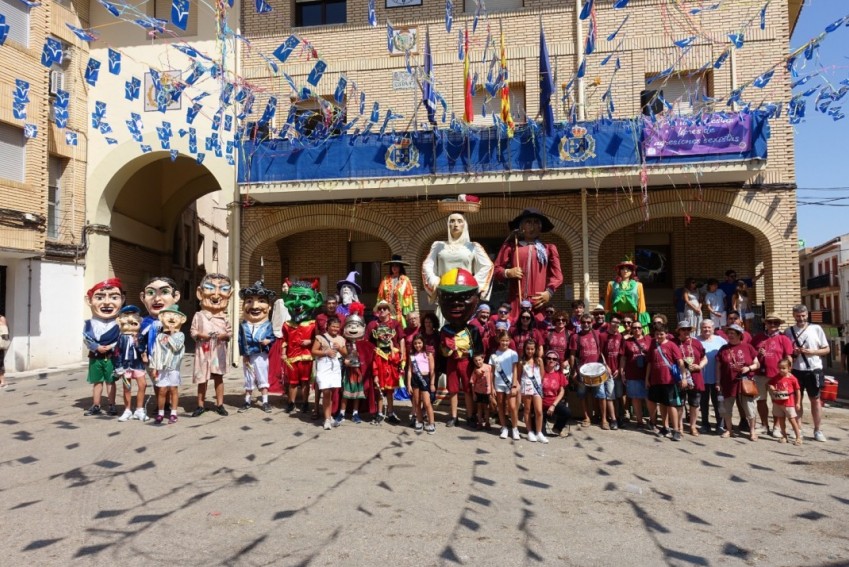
[392,71,416,90]
[387,0,422,7]
[389,26,418,55]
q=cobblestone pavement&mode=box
[1,361,848,566]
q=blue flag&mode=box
[307,60,327,86]
[108,49,121,75]
[41,38,63,68]
[273,35,300,63]
[0,16,9,46]
[539,25,555,135]
[368,0,377,27]
[422,27,436,125]
[171,0,189,31]
[445,0,453,33]
[85,58,101,86]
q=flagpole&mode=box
[540,15,547,172]
[500,19,512,171]
[464,23,471,175]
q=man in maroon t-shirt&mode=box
[752,312,794,436]
[569,314,607,428]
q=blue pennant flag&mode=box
[690,3,719,15]
[753,70,774,89]
[220,83,234,105]
[674,36,696,48]
[259,97,277,125]
[85,58,101,86]
[446,0,453,33]
[99,122,112,134]
[759,2,767,30]
[13,102,27,121]
[282,72,298,94]
[728,33,744,49]
[472,0,482,33]
[41,37,63,68]
[224,115,232,131]
[714,50,730,69]
[94,101,107,118]
[255,0,271,14]
[580,0,594,20]
[0,16,8,46]
[607,15,628,42]
[125,77,141,100]
[171,0,189,31]
[359,92,366,115]
[613,0,630,7]
[161,121,172,137]
[24,124,37,139]
[825,15,848,33]
[585,13,596,55]
[273,35,301,63]
[334,75,347,104]
[387,21,395,54]
[307,60,327,87]
[53,89,69,109]
[211,108,223,131]
[422,27,436,125]
[14,79,30,103]
[368,0,377,27]
[170,149,179,161]
[186,103,201,124]
[458,27,463,60]
[189,127,197,148]
[172,43,199,58]
[196,153,205,164]
[65,131,78,146]
[108,49,121,75]
[185,63,205,86]
[54,108,68,128]
[66,24,98,42]
[99,0,121,17]
[140,145,152,154]
[539,24,555,135]
[105,137,118,145]
[370,102,380,123]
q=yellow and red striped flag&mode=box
[499,28,514,138]
[463,26,474,123]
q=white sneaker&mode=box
[133,409,149,422]
[814,430,827,442]
[512,428,521,440]
[118,409,133,422]
[527,431,538,442]
[499,427,509,439]
[771,429,782,439]
[323,419,333,430]
[538,433,549,444]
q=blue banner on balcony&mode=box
[238,113,768,184]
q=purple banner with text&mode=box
[642,113,752,158]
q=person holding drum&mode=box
[674,321,707,436]
[569,314,611,428]
[645,324,687,441]
[517,338,548,443]
[619,319,652,428]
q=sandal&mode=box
[720,430,731,439]
[580,418,591,427]
[690,426,699,436]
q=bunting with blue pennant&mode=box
[85,58,101,86]
[171,0,190,31]
[41,38,63,68]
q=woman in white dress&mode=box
[422,213,494,311]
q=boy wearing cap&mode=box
[437,268,484,428]
[494,208,563,324]
[151,305,187,424]
[83,278,126,416]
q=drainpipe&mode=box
[730,48,739,112]
[581,188,590,308]
[27,258,32,370]
[229,6,242,367]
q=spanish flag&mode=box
[499,28,514,138]
[463,26,474,123]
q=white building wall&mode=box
[3,259,85,371]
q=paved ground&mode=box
[2,360,849,566]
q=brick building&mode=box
[236,1,803,321]
[0,0,89,370]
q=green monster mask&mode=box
[283,281,324,322]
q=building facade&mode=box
[236,1,803,321]
[799,234,849,369]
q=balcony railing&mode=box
[806,273,837,290]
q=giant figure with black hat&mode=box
[377,255,416,329]
[494,208,563,323]
[438,268,484,428]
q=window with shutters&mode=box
[0,0,29,47]
[464,0,522,14]
[47,157,66,239]
[295,0,347,27]
[643,70,713,116]
[0,122,26,183]
[152,0,198,37]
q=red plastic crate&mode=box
[821,382,838,402]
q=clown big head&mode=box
[197,273,233,315]
[437,268,480,327]
[239,280,276,324]
[283,281,323,323]
[87,278,126,320]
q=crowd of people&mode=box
[74,205,831,446]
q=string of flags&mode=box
[2,0,847,165]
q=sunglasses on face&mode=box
[766,320,780,325]
[555,317,567,322]
[623,320,633,325]
[520,316,532,320]
[377,307,389,311]
[545,357,559,362]
[498,310,509,315]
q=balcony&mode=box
[806,273,838,290]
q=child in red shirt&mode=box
[768,359,802,445]
[470,354,494,430]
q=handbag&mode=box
[739,377,759,397]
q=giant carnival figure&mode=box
[190,273,233,417]
[604,257,650,328]
[494,208,563,324]
[437,268,484,429]
[83,278,126,416]
[422,211,493,323]
[281,280,323,414]
[139,276,181,415]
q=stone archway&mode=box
[588,188,798,315]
